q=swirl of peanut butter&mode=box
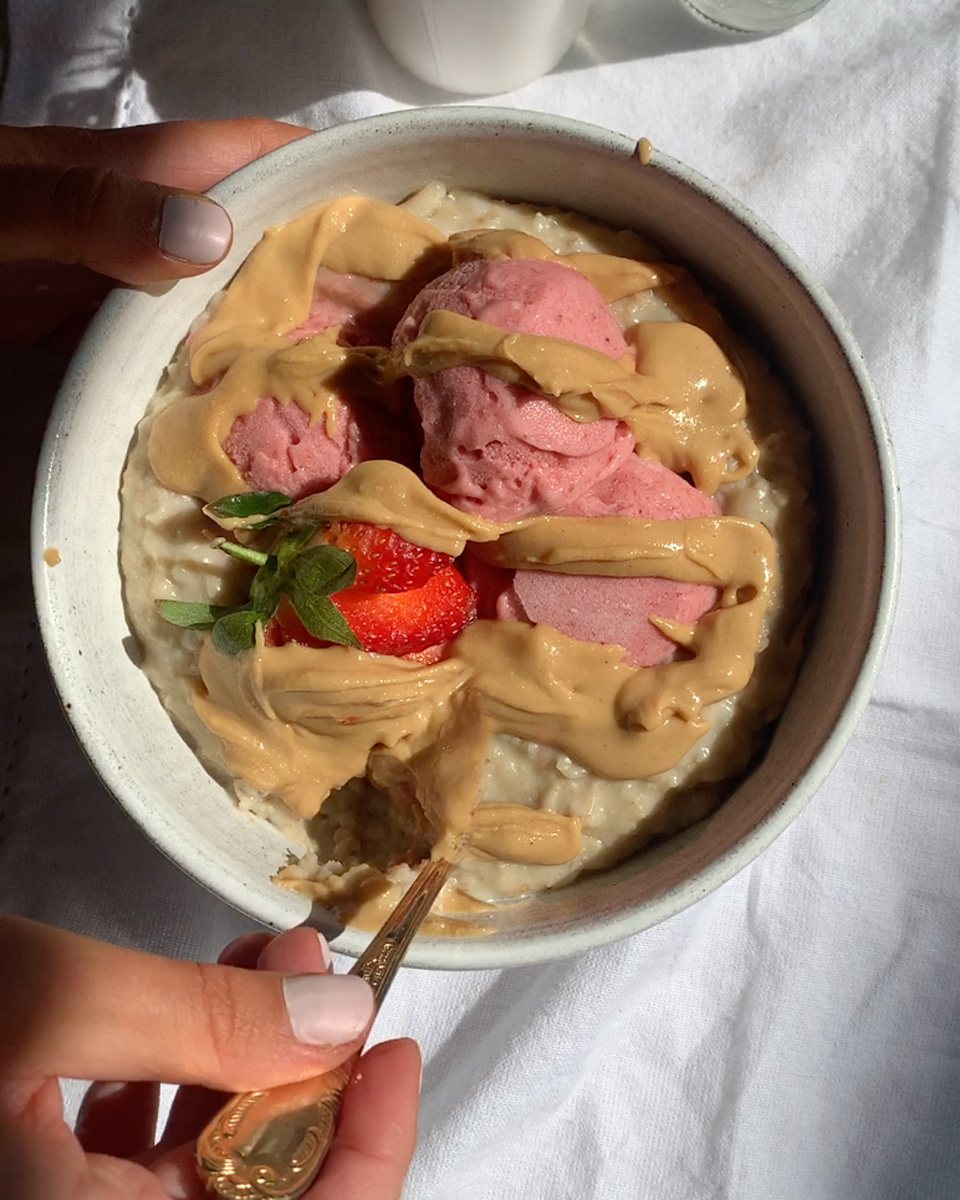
[194,632,470,819]
[466,804,582,865]
[279,460,511,555]
[143,192,777,875]
[393,310,758,492]
[189,195,447,383]
[150,194,445,503]
[448,228,671,302]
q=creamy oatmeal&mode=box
[120,184,813,930]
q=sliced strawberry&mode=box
[332,566,476,656]
[321,521,452,592]
[265,598,309,648]
[263,613,285,646]
[269,568,476,658]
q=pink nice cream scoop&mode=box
[506,456,721,666]
[399,256,721,665]
[221,395,360,501]
[393,257,636,520]
[222,270,420,500]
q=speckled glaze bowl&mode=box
[32,108,899,969]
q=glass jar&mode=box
[681,0,832,35]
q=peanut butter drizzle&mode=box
[282,460,509,555]
[189,195,446,381]
[194,632,469,819]
[448,228,670,301]
[150,194,445,503]
[466,804,583,865]
[141,191,777,882]
[393,310,758,493]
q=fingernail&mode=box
[282,974,374,1045]
[313,929,333,972]
[158,194,232,265]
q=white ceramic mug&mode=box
[366,0,594,94]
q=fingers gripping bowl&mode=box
[33,110,898,969]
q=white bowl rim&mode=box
[32,106,901,969]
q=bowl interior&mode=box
[33,110,896,969]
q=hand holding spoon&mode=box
[196,857,451,1199]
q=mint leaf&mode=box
[290,584,359,648]
[276,526,317,573]
[292,545,357,597]
[156,600,235,629]
[208,490,292,519]
[249,561,281,621]
[211,609,260,656]
[160,522,360,658]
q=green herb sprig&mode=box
[204,489,293,530]
[157,492,359,656]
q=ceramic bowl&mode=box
[32,108,899,968]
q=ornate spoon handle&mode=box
[196,857,451,1199]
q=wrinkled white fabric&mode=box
[1,1,959,1196]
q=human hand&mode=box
[0,917,420,1199]
[0,118,310,345]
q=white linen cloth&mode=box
[2,1,959,1196]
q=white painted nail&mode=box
[313,929,333,972]
[158,194,232,264]
[282,974,374,1045]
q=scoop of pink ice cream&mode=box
[222,396,360,500]
[498,456,723,667]
[394,256,629,353]
[292,267,420,346]
[394,257,635,520]
[223,263,425,499]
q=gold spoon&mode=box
[196,856,451,1199]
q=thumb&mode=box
[0,163,233,283]
[0,917,373,1093]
